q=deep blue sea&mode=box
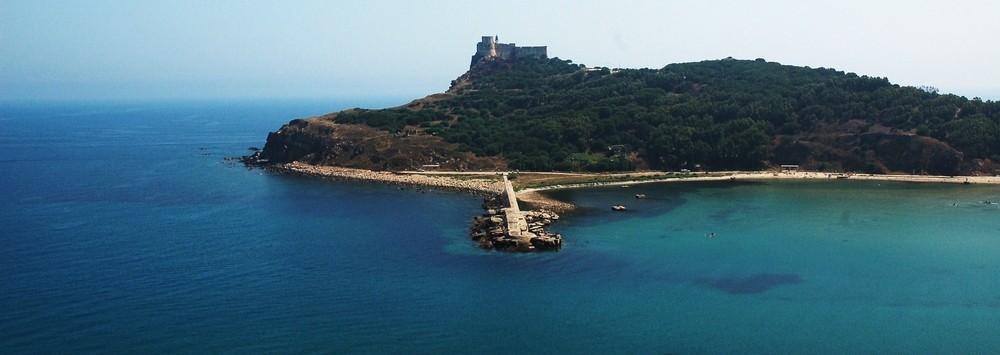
[3,100,1000,354]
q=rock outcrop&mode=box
[257,118,504,172]
[470,196,562,252]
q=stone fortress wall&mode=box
[513,46,547,58]
[471,36,547,68]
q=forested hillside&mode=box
[326,56,1000,174]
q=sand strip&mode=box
[515,171,1000,210]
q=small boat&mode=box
[635,194,646,199]
[612,205,626,211]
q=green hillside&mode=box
[329,56,1000,173]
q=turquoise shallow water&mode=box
[2,100,999,354]
[545,181,1000,353]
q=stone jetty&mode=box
[469,174,562,252]
[264,161,505,196]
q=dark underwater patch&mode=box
[696,273,804,294]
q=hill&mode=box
[258,56,1000,175]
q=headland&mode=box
[243,35,1000,251]
[256,36,1000,180]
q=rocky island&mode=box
[245,36,1000,251]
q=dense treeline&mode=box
[332,56,1000,171]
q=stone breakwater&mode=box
[272,162,506,196]
[470,195,562,252]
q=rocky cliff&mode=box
[258,117,505,171]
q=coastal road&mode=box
[395,170,673,177]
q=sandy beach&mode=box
[513,170,1000,211]
[515,190,578,212]
[518,171,1000,192]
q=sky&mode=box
[3,0,1000,102]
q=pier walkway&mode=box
[501,174,528,239]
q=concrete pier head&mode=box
[469,173,562,252]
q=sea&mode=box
[2,99,999,354]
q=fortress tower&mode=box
[478,36,497,57]
[470,36,547,68]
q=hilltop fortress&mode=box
[470,36,547,68]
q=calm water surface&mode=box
[2,100,999,354]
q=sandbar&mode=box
[266,163,1000,212]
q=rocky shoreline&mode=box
[243,153,505,197]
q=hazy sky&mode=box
[3,0,1000,101]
